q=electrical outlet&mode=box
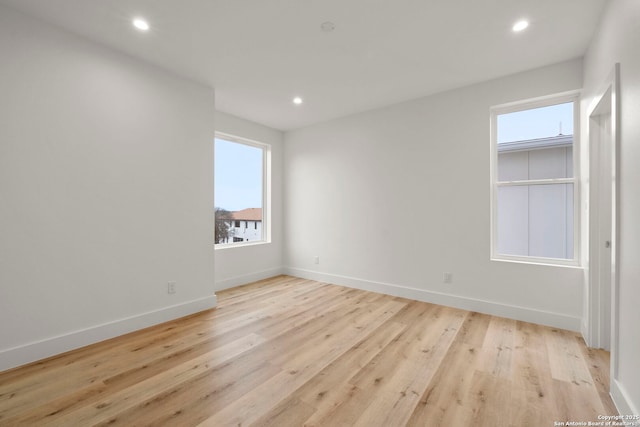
[314,256,320,264]
[443,272,453,284]
[168,281,176,294]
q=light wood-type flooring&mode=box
[0,275,617,426]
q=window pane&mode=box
[498,151,528,181]
[493,98,575,262]
[497,186,529,256]
[528,146,572,179]
[529,183,573,259]
[497,183,573,259]
[214,138,263,245]
[497,102,573,143]
[498,146,573,181]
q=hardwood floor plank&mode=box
[37,333,266,426]
[282,320,407,426]
[298,320,407,407]
[0,275,617,427]
[352,307,467,427]
[477,316,516,379]
[323,303,446,425]
[406,311,489,427]
[195,299,406,427]
[348,302,441,389]
[0,312,222,418]
[577,339,618,415]
[97,358,281,426]
[551,378,607,422]
[456,370,512,427]
[268,297,398,367]
[544,327,594,386]
[249,398,317,427]
[508,321,558,427]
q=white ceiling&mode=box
[1,0,607,131]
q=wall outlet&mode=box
[314,256,320,264]
[443,272,453,284]
[167,281,176,294]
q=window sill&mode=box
[215,240,271,250]
[491,255,583,269]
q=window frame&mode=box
[490,91,581,267]
[214,131,271,249]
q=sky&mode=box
[497,101,573,143]
[214,138,263,212]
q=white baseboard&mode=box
[0,294,217,373]
[285,267,581,331]
[215,267,286,291]
[611,378,639,417]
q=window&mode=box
[491,93,579,265]
[214,133,270,246]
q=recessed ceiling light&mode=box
[133,18,150,31]
[293,97,303,105]
[512,20,529,32]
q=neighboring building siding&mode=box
[218,208,263,244]
[226,219,262,243]
[497,143,573,259]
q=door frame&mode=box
[586,63,619,372]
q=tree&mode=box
[215,208,233,244]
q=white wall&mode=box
[582,0,640,415]
[214,111,284,290]
[0,6,216,371]
[284,59,584,331]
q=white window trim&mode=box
[490,90,581,267]
[214,131,271,249]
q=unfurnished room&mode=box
[0,0,638,426]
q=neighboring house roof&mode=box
[231,208,262,221]
[498,134,572,153]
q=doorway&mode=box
[586,64,619,373]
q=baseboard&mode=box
[0,294,217,373]
[611,378,639,417]
[215,267,286,291]
[285,267,581,331]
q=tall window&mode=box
[214,133,269,246]
[491,93,578,265]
